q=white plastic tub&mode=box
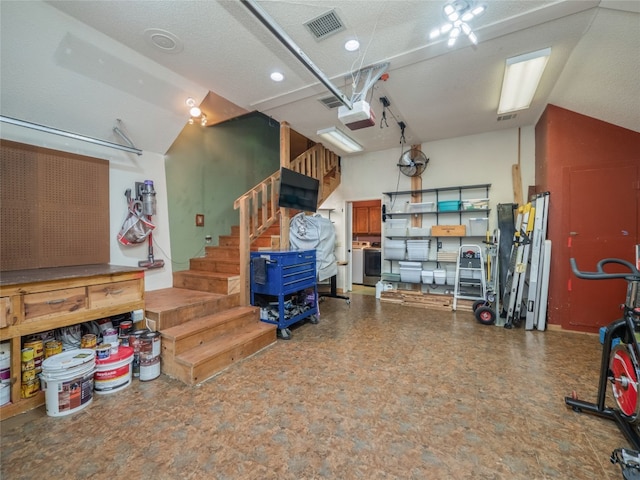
[434,269,446,285]
[40,349,96,417]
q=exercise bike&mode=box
[565,257,640,452]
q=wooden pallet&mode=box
[379,289,474,312]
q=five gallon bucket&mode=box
[94,346,133,395]
[40,349,97,417]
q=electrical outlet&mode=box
[205,235,212,244]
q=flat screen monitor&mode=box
[278,167,320,213]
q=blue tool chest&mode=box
[250,250,318,339]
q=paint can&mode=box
[129,329,149,378]
[21,379,40,399]
[139,357,160,381]
[139,331,161,361]
[95,344,111,360]
[22,368,36,383]
[94,346,133,394]
[102,328,119,354]
[23,339,44,358]
[44,340,63,358]
[21,347,34,362]
[24,338,44,374]
[81,334,97,349]
[118,320,133,337]
[40,349,96,417]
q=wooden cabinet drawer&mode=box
[88,279,142,309]
[0,297,10,328]
[24,287,87,322]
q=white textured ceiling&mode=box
[1,0,639,156]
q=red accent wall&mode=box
[535,104,640,331]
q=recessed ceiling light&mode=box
[270,71,284,82]
[144,28,184,54]
[344,39,360,52]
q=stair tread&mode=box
[161,306,258,340]
[174,270,238,279]
[145,288,226,313]
[175,322,276,366]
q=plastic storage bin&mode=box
[399,261,422,283]
[384,240,406,260]
[438,200,460,212]
[468,217,488,236]
[461,198,489,210]
[434,269,447,285]
[421,270,434,284]
[407,202,435,213]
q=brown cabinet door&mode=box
[354,207,370,234]
[369,206,381,234]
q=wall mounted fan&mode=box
[397,149,429,177]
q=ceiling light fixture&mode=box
[317,126,363,153]
[497,47,551,114]
[270,71,284,82]
[429,0,485,47]
[185,97,207,126]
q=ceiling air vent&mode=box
[318,95,343,109]
[304,10,345,40]
[497,113,517,122]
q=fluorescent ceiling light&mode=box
[498,47,551,114]
[317,126,363,153]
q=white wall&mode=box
[0,123,174,291]
[321,126,536,292]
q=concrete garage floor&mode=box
[1,292,625,479]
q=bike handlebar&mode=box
[570,257,640,280]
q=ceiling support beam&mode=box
[241,0,353,110]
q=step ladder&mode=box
[453,245,486,311]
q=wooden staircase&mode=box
[144,121,341,386]
[145,225,280,386]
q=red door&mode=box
[567,163,639,330]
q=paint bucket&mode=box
[0,383,10,406]
[0,344,10,384]
[94,346,133,395]
[40,349,96,417]
[21,347,34,362]
[44,340,63,358]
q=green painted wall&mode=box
[165,112,280,271]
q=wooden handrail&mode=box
[234,124,341,305]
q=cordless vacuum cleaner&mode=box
[138,180,165,269]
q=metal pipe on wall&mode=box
[0,115,143,155]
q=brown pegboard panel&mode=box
[1,140,109,271]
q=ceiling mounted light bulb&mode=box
[433,1,486,47]
[200,115,207,126]
[189,106,202,117]
[344,39,360,51]
[270,71,284,82]
[186,97,196,107]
